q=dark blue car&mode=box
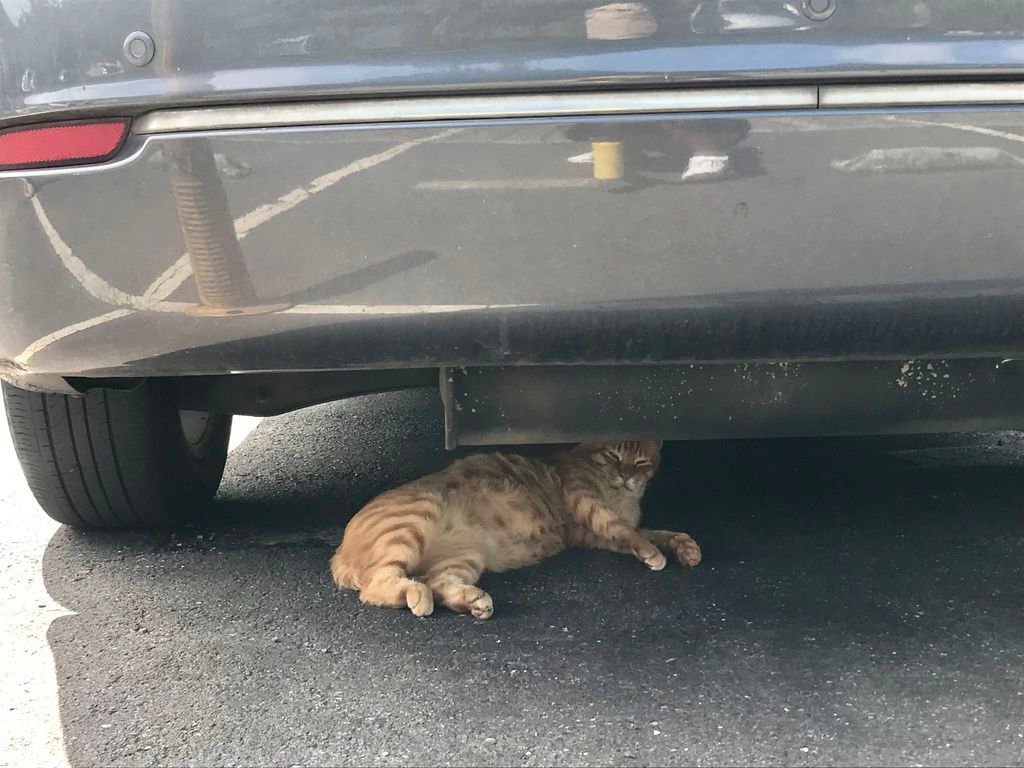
[3,0,1024,527]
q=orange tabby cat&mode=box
[330,441,701,619]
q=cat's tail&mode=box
[329,553,361,590]
[330,491,442,592]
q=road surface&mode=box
[3,389,1024,766]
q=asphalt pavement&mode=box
[3,388,1024,767]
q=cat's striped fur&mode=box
[330,441,701,619]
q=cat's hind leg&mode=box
[423,553,492,619]
[358,565,434,617]
[330,492,441,616]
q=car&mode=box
[3,0,1024,528]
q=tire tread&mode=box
[2,381,229,529]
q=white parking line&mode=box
[229,415,264,452]
[417,178,595,191]
[892,115,1024,145]
[16,128,461,365]
[146,127,463,305]
[14,310,133,366]
[30,198,145,309]
[0,396,72,768]
[282,303,534,315]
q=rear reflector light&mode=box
[0,120,129,171]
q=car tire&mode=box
[2,380,231,529]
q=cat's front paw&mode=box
[445,585,494,619]
[637,545,667,571]
[467,589,494,620]
[668,533,702,567]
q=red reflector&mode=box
[0,120,129,171]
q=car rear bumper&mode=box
[4,95,1024,383]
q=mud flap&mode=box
[441,359,1024,448]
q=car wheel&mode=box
[2,380,231,529]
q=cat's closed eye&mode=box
[605,450,623,463]
[634,458,652,467]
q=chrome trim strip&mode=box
[821,82,1024,108]
[134,87,819,134]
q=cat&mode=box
[330,440,701,619]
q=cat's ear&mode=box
[653,439,664,450]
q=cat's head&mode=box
[586,440,663,492]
